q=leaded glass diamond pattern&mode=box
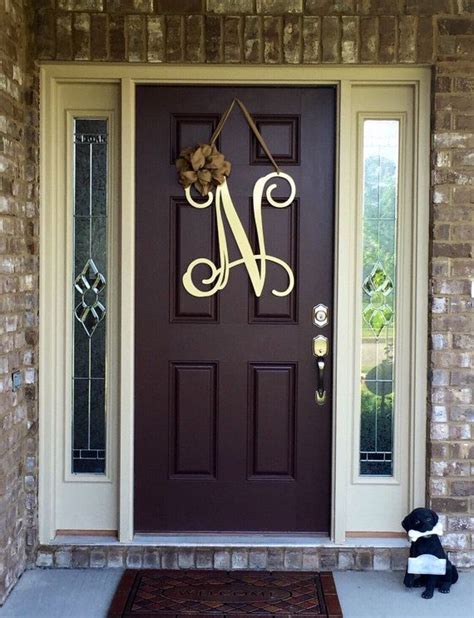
[363,261,394,337]
[363,263,393,296]
[74,258,106,337]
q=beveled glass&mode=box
[72,118,108,474]
[359,120,399,476]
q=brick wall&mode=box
[0,0,39,605]
[31,0,474,568]
[430,56,473,565]
[0,0,472,603]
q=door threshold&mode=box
[134,533,332,547]
[50,533,407,549]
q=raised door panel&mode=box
[170,114,219,163]
[249,200,299,323]
[170,197,218,322]
[169,362,218,479]
[250,115,300,165]
[248,363,297,480]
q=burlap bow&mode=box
[176,144,231,196]
[176,99,281,197]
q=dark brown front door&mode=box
[135,86,336,533]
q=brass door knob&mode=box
[313,335,328,405]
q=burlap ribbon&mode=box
[176,98,281,196]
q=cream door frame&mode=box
[39,64,430,544]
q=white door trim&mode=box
[39,64,430,545]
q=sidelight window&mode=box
[72,118,108,474]
[359,119,399,476]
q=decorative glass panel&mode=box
[72,118,108,474]
[359,120,399,476]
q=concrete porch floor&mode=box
[0,569,472,618]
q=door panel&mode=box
[135,86,336,533]
[247,363,296,479]
[169,362,218,479]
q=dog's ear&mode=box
[401,514,411,532]
[429,510,439,526]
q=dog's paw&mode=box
[413,579,424,588]
[422,590,434,599]
[438,583,451,594]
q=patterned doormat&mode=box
[108,570,343,618]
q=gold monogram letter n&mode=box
[182,172,296,298]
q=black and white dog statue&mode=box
[402,507,459,599]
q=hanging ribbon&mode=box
[176,98,280,196]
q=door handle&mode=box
[313,336,328,405]
[316,358,325,405]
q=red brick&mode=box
[36,10,55,60]
[166,15,183,62]
[56,14,73,60]
[431,498,469,513]
[438,18,474,36]
[224,16,242,63]
[147,15,165,63]
[205,15,222,63]
[107,0,152,11]
[257,0,303,13]
[109,16,126,61]
[57,0,103,8]
[356,0,404,14]
[322,16,340,63]
[454,76,474,91]
[283,15,301,64]
[127,15,146,62]
[447,516,474,530]
[451,481,474,496]
[263,16,282,64]
[0,0,39,603]
[90,14,108,61]
[453,333,474,350]
[434,111,452,131]
[434,204,473,222]
[341,16,359,63]
[435,76,452,93]
[455,37,474,59]
[379,15,396,63]
[430,442,450,459]
[452,186,473,203]
[302,16,320,63]
[186,15,204,63]
[360,16,378,63]
[243,16,262,63]
[451,259,474,276]
[156,0,203,13]
[306,0,355,14]
[206,0,252,12]
[432,243,472,258]
[455,114,474,131]
[72,13,90,61]
[452,224,474,240]
[406,0,452,13]
[398,15,416,63]
[436,94,474,112]
[450,442,474,459]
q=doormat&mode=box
[108,570,343,618]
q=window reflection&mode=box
[359,120,399,476]
[72,118,108,474]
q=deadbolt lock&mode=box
[313,335,328,358]
[313,304,328,328]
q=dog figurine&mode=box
[402,507,459,599]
